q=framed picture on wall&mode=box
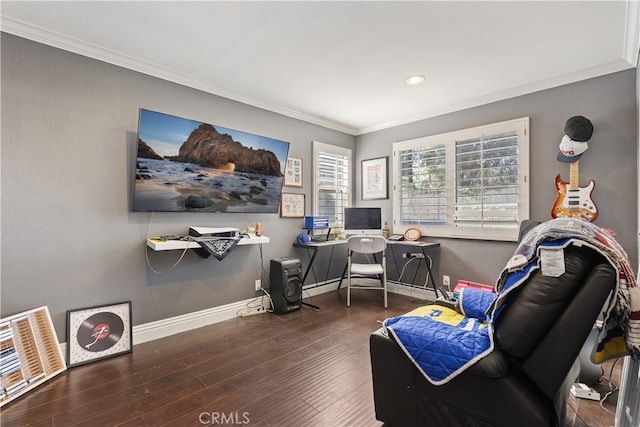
[362,156,388,200]
[280,192,305,217]
[66,301,132,367]
[284,156,303,187]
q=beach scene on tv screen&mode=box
[133,109,290,213]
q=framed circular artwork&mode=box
[66,301,132,367]
[403,227,422,241]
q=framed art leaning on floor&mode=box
[66,301,132,367]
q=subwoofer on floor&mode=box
[270,257,303,314]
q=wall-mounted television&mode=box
[133,109,290,213]
[343,207,383,235]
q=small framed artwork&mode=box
[66,301,132,367]
[284,156,303,187]
[362,156,389,200]
[280,192,305,218]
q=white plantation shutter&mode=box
[454,131,520,228]
[393,117,529,241]
[397,144,447,225]
[313,141,351,226]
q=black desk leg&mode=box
[301,247,319,285]
[421,247,440,298]
[299,247,321,310]
[336,261,348,290]
[301,301,320,310]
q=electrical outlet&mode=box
[404,252,424,258]
[443,275,450,288]
[255,279,262,291]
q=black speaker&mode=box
[270,257,303,314]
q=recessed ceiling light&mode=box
[405,75,425,85]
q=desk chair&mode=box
[346,235,387,308]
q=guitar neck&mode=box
[569,161,579,190]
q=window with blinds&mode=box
[313,141,352,226]
[393,117,529,241]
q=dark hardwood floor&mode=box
[1,290,620,426]
[566,356,621,427]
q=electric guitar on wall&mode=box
[551,160,598,222]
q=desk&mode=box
[293,239,440,291]
[293,239,347,287]
[386,240,440,290]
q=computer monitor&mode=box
[343,207,382,235]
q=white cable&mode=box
[598,357,620,415]
[236,287,274,316]
[144,212,191,274]
[261,287,274,313]
[422,254,433,289]
[397,256,419,283]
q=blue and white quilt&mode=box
[383,287,499,385]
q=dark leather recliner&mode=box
[370,229,617,426]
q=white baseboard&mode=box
[131,299,254,345]
[58,279,424,355]
[133,282,344,345]
[387,281,436,301]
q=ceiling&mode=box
[2,1,639,135]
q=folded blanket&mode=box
[383,290,493,385]
[383,218,639,385]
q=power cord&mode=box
[236,287,274,317]
[145,211,191,274]
[237,241,274,317]
[568,356,621,426]
[598,357,620,415]
[397,257,419,283]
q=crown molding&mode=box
[355,59,635,136]
[624,0,640,67]
[3,10,638,138]
[0,16,358,136]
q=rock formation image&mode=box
[174,124,282,176]
[137,138,163,160]
[133,118,287,213]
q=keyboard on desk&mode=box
[306,238,346,244]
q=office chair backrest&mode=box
[348,235,386,254]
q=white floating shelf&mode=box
[146,236,269,251]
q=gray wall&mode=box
[1,34,354,339]
[2,33,638,343]
[356,69,638,287]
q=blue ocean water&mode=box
[133,158,284,213]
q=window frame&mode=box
[312,141,352,227]
[392,117,529,241]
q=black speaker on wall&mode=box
[270,257,303,314]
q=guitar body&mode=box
[552,174,598,221]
